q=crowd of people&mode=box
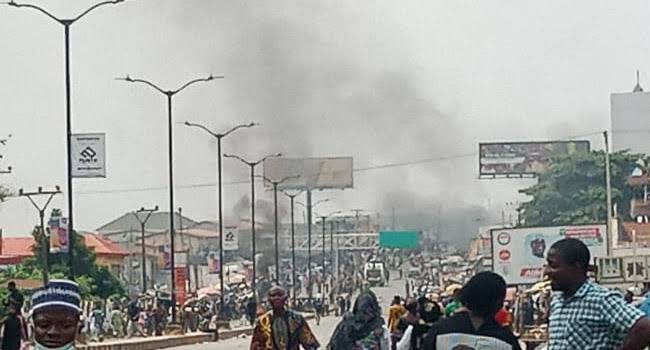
[6,238,650,349]
[248,238,650,350]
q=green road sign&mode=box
[379,231,419,249]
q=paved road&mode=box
[170,277,407,350]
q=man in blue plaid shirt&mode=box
[546,238,650,350]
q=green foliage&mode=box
[520,150,641,227]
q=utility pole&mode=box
[283,191,303,300]
[185,121,256,315]
[118,75,221,323]
[258,175,298,286]
[7,0,127,280]
[319,211,341,302]
[132,206,158,293]
[224,153,282,302]
[19,186,61,286]
[604,131,613,256]
[297,198,329,303]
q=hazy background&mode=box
[0,0,645,246]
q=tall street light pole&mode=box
[257,175,299,286]
[283,190,303,300]
[296,198,329,302]
[319,211,341,302]
[19,186,61,286]
[132,206,159,293]
[118,75,221,322]
[5,0,127,280]
[224,153,281,302]
[185,122,256,315]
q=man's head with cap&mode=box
[31,280,82,349]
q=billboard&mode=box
[71,133,106,178]
[263,157,353,190]
[491,224,607,285]
[379,231,419,249]
[479,141,590,178]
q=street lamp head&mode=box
[140,207,145,211]
[55,185,60,192]
[184,121,191,126]
[154,205,159,211]
[115,75,133,82]
[248,122,258,128]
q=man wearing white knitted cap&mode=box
[29,280,83,350]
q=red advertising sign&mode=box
[174,267,188,305]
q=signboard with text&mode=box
[491,225,607,285]
[71,133,106,178]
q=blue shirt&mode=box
[548,280,644,350]
[638,296,650,317]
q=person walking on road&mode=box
[250,286,319,350]
[328,290,389,350]
[388,296,406,350]
[1,306,26,350]
[422,272,521,350]
[545,238,650,350]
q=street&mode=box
[169,278,406,350]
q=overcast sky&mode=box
[0,0,647,238]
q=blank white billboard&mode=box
[263,157,353,190]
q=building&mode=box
[611,73,650,154]
[0,233,127,275]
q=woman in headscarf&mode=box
[328,290,389,350]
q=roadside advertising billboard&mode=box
[479,141,590,178]
[263,157,353,190]
[491,224,607,285]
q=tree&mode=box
[519,150,641,227]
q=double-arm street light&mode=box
[282,190,303,300]
[257,175,299,286]
[296,198,329,301]
[5,0,127,279]
[118,75,221,322]
[185,121,256,314]
[224,153,282,301]
[19,186,61,286]
[132,206,159,293]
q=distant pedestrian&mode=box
[1,306,26,350]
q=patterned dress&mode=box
[250,310,320,350]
